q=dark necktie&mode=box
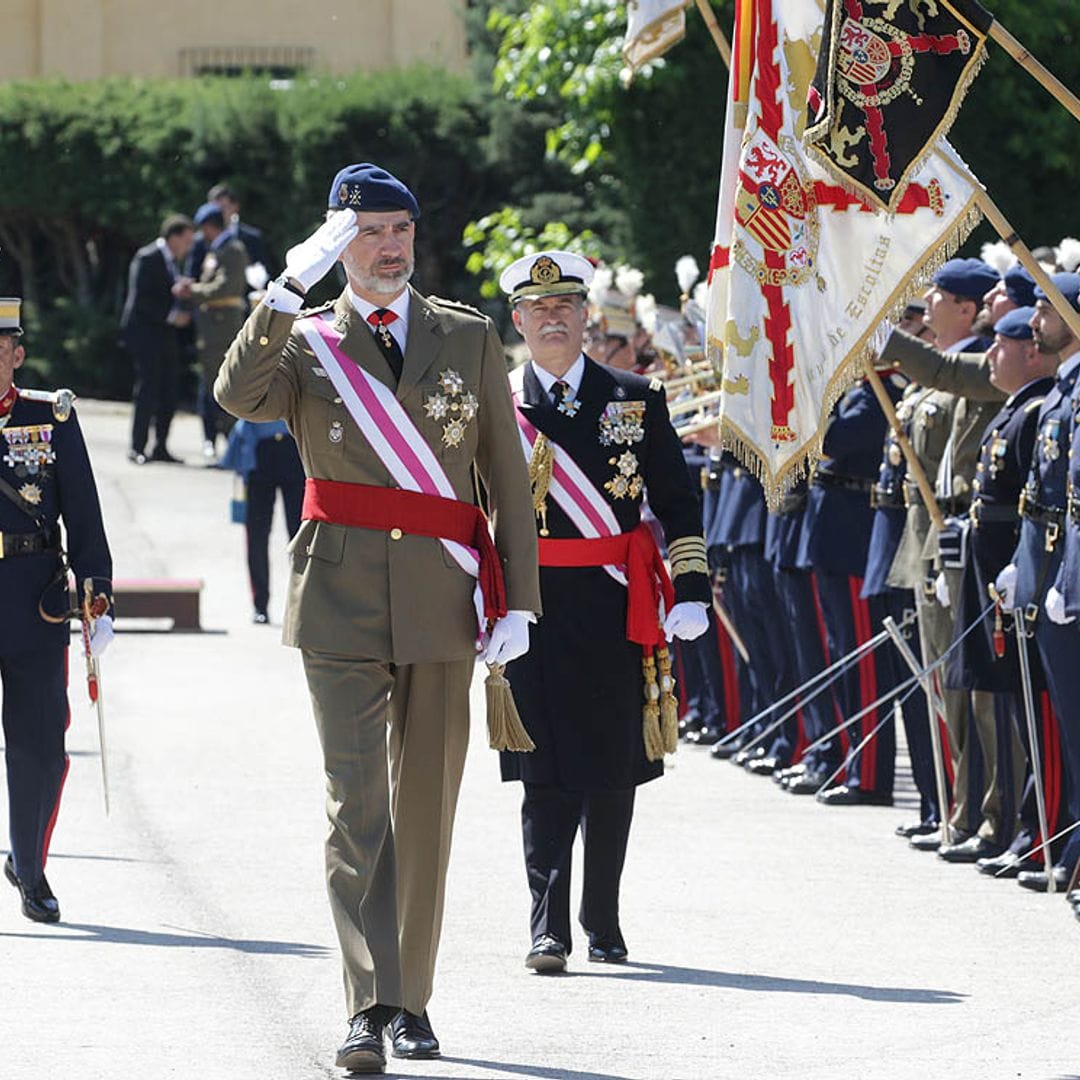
[552,380,570,407]
[367,309,404,384]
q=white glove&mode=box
[994,563,1018,607]
[1045,586,1075,625]
[663,601,709,642]
[483,611,532,665]
[89,614,114,658]
[934,572,950,609]
[283,210,359,291]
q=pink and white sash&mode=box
[510,370,628,587]
[297,312,481,585]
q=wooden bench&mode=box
[112,578,204,631]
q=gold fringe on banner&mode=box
[485,663,535,752]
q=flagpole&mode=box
[988,22,1080,125]
[692,0,732,69]
[935,151,1080,346]
[862,363,947,532]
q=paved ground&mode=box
[2,402,1079,1080]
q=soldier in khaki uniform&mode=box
[215,164,540,1073]
[182,202,250,455]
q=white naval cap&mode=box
[499,250,595,304]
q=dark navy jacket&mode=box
[0,396,112,654]
[713,459,767,549]
[764,478,808,571]
[1054,373,1080,619]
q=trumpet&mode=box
[662,360,714,397]
[19,387,76,422]
[667,389,724,418]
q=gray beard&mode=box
[353,265,413,297]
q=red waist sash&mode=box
[302,478,507,622]
[538,521,673,648]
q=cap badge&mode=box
[529,256,561,286]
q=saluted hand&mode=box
[283,210,360,292]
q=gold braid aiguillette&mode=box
[528,432,554,536]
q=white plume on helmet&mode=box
[1055,237,1080,274]
[979,240,1016,276]
[675,255,700,296]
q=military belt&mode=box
[902,482,969,515]
[969,500,1019,526]
[814,471,873,494]
[870,485,904,509]
[0,524,60,559]
[1018,491,1064,527]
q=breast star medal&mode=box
[426,369,473,449]
[18,482,43,506]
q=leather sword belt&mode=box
[202,297,246,310]
[538,522,673,649]
[870,485,904,509]
[0,524,60,560]
[814,471,873,494]
[969,499,1019,526]
[1019,488,1064,551]
[301,478,507,622]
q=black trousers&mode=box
[2,647,69,888]
[521,782,635,952]
[130,336,180,454]
[245,437,305,614]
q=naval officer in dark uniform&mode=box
[497,251,710,972]
[0,297,113,923]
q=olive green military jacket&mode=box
[214,287,541,664]
[191,237,249,378]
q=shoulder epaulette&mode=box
[425,296,487,320]
[649,376,664,393]
[1025,397,1046,414]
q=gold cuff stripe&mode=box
[672,557,709,578]
[668,536,707,557]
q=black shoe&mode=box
[909,829,944,852]
[775,763,806,784]
[587,935,628,963]
[785,770,829,795]
[686,726,724,747]
[525,933,567,973]
[149,447,182,464]
[4,855,59,924]
[895,820,940,838]
[976,851,1039,878]
[745,756,780,776]
[938,835,1003,864]
[253,611,269,625]
[678,711,703,739]
[817,785,893,807]
[127,449,147,466]
[710,740,741,760]
[1017,865,1069,892]
[389,1009,440,1060]
[335,1009,387,1073]
[733,746,765,767]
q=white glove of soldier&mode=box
[89,614,114,658]
[934,572,950,609]
[994,563,1018,607]
[663,601,709,642]
[284,209,359,291]
[1045,585,1075,625]
[483,611,532,665]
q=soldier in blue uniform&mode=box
[497,252,710,972]
[0,298,113,922]
[996,273,1080,892]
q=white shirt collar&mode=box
[348,286,411,352]
[531,354,586,397]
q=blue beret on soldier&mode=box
[0,297,22,336]
[993,306,1035,340]
[1003,265,1036,308]
[1033,271,1080,313]
[932,257,1000,301]
[327,163,420,219]
[194,202,225,228]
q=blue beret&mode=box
[932,257,1000,300]
[327,163,420,219]
[1033,271,1080,313]
[194,202,225,227]
[1003,265,1036,308]
[993,306,1035,340]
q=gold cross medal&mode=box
[377,324,393,349]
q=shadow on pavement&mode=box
[437,1058,636,1080]
[566,961,966,1004]
[0,921,331,957]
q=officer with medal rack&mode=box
[0,297,113,923]
[496,251,710,973]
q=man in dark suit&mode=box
[120,214,194,464]
[0,298,113,923]
[188,183,269,282]
[497,251,710,973]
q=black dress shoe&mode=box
[710,741,740,760]
[686,727,724,747]
[253,611,269,625]
[976,851,1038,878]
[335,1009,387,1073]
[775,763,806,784]
[587,936,628,963]
[149,447,182,464]
[895,820,940,838]
[678,711,702,739]
[389,1009,440,1060]
[1017,865,1069,892]
[733,745,765,767]
[525,934,567,973]
[5,855,60,924]
[909,829,944,852]
[816,785,893,807]
[785,770,829,795]
[938,835,1003,863]
[127,449,147,466]
[745,755,780,776]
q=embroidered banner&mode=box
[624,0,691,71]
[704,0,982,506]
[804,0,993,212]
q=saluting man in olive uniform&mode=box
[215,165,540,1073]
